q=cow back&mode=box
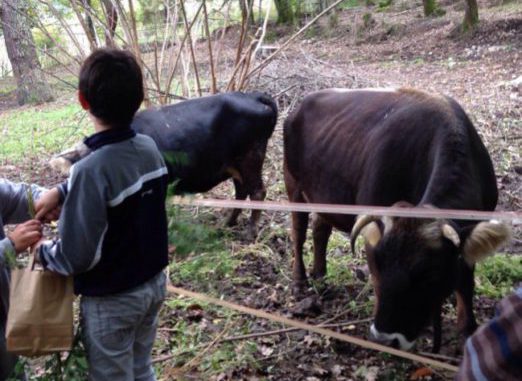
[132,92,277,193]
[283,88,497,231]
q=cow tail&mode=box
[253,92,278,138]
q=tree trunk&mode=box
[239,0,255,24]
[274,0,294,24]
[101,0,118,46]
[0,0,54,105]
[423,0,437,16]
[82,0,97,47]
[462,0,479,31]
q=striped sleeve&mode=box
[456,287,522,381]
[39,164,108,276]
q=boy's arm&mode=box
[34,181,68,221]
[0,179,44,223]
[38,167,108,276]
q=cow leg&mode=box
[310,215,332,280]
[234,141,268,240]
[226,179,247,227]
[455,259,478,337]
[285,164,310,294]
[246,185,266,240]
[432,303,442,353]
[291,210,310,293]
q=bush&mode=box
[475,254,522,299]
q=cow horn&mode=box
[350,215,382,254]
[442,224,460,247]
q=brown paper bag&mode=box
[5,258,74,356]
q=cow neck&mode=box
[84,128,136,151]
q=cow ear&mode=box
[462,221,511,265]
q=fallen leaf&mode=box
[303,334,320,347]
[312,365,328,376]
[260,345,274,357]
[410,367,434,380]
[331,364,343,377]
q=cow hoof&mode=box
[226,218,238,227]
[310,270,326,280]
[292,281,310,297]
[245,225,258,241]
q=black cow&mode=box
[283,88,510,351]
[51,91,278,238]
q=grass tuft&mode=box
[475,254,522,298]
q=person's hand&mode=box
[35,187,61,222]
[7,220,43,253]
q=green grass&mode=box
[340,0,364,9]
[0,102,90,163]
[167,205,240,288]
[475,254,522,298]
[163,206,264,378]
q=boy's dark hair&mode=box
[79,48,144,128]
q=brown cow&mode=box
[283,88,510,351]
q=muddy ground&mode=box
[1,0,521,380]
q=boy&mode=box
[35,48,169,381]
[0,179,43,380]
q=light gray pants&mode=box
[81,272,166,381]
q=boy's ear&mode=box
[78,91,90,110]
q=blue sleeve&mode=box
[0,179,44,223]
[0,237,15,267]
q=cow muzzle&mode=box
[49,142,91,175]
[369,324,415,351]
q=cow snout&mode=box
[369,324,415,351]
[49,142,92,175]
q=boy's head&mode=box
[79,48,144,128]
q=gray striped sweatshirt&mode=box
[39,129,170,296]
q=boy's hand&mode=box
[8,220,43,253]
[35,187,61,222]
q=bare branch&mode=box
[179,0,202,97]
[245,0,346,81]
[40,0,87,59]
[202,0,217,94]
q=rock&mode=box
[354,265,370,282]
[291,295,322,317]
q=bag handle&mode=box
[29,252,40,271]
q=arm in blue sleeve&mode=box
[0,237,15,267]
[39,166,108,276]
[0,179,45,224]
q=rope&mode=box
[166,285,459,373]
[172,197,522,224]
